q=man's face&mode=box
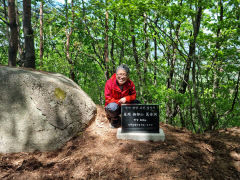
[116,69,128,85]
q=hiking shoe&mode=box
[110,116,121,128]
[109,123,120,128]
[109,123,116,129]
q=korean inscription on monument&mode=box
[121,105,159,133]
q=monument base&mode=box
[116,128,165,142]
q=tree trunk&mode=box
[23,0,35,68]
[119,38,124,65]
[8,0,18,67]
[188,84,196,132]
[171,2,203,122]
[153,17,158,86]
[166,21,180,124]
[179,4,202,94]
[16,1,24,65]
[143,13,149,86]
[153,36,157,85]
[110,15,116,73]
[209,0,224,130]
[192,54,205,130]
[191,3,205,130]
[104,7,109,79]
[3,0,9,39]
[65,0,76,82]
[39,1,44,66]
[130,15,142,96]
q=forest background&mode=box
[0,0,239,133]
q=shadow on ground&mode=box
[0,106,239,180]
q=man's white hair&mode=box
[116,64,129,75]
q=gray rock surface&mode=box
[0,66,97,153]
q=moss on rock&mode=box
[54,88,66,100]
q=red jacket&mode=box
[104,73,136,106]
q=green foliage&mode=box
[0,0,239,132]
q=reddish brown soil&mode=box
[0,105,240,180]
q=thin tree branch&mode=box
[0,16,9,26]
[147,17,188,61]
[221,70,240,117]
[79,50,105,71]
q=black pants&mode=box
[105,100,141,127]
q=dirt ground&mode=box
[0,105,240,180]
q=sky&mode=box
[55,0,69,4]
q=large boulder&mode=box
[0,66,97,153]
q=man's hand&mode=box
[118,97,126,104]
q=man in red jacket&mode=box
[105,64,140,128]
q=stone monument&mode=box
[117,104,165,142]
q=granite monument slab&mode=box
[117,104,165,142]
